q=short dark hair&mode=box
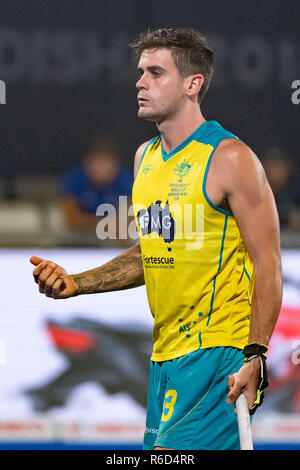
[130,27,214,103]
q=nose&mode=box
[136,74,147,90]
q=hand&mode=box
[226,357,261,412]
[30,256,79,299]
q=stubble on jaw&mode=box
[137,98,182,123]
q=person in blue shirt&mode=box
[60,136,133,236]
[262,146,300,230]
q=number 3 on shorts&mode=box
[161,389,177,422]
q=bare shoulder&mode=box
[135,140,150,159]
[213,138,267,195]
[134,140,150,179]
[216,138,261,167]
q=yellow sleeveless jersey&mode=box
[132,120,254,362]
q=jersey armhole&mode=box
[202,138,234,217]
[134,137,159,182]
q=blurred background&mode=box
[0,0,299,450]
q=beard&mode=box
[137,106,159,122]
[137,98,181,123]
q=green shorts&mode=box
[143,346,245,450]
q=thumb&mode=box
[30,256,44,266]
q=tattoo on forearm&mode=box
[72,242,144,295]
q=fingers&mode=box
[31,257,74,299]
[43,277,66,298]
[33,261,61,294]
[51,278,65,298]
[43,270,64,297]
[226,373,245,406]
[32,260,52,283]
[227,374,235,391]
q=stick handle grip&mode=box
[236,394,253,450]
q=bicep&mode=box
[226,147,281,265]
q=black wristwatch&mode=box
[243,342,268,360]
[242,342,269,415]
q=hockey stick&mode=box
[236,394,253,450]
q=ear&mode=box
[184,74,204,100]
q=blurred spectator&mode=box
[262,146,300,230]
[60,136,134,239]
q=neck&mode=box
[156,103,206,154]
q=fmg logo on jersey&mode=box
[0,80,6,104]
[136,200,176,247]
[136,199,205,251]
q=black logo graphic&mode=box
[136,200,175,249]
[24,318,152,411]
